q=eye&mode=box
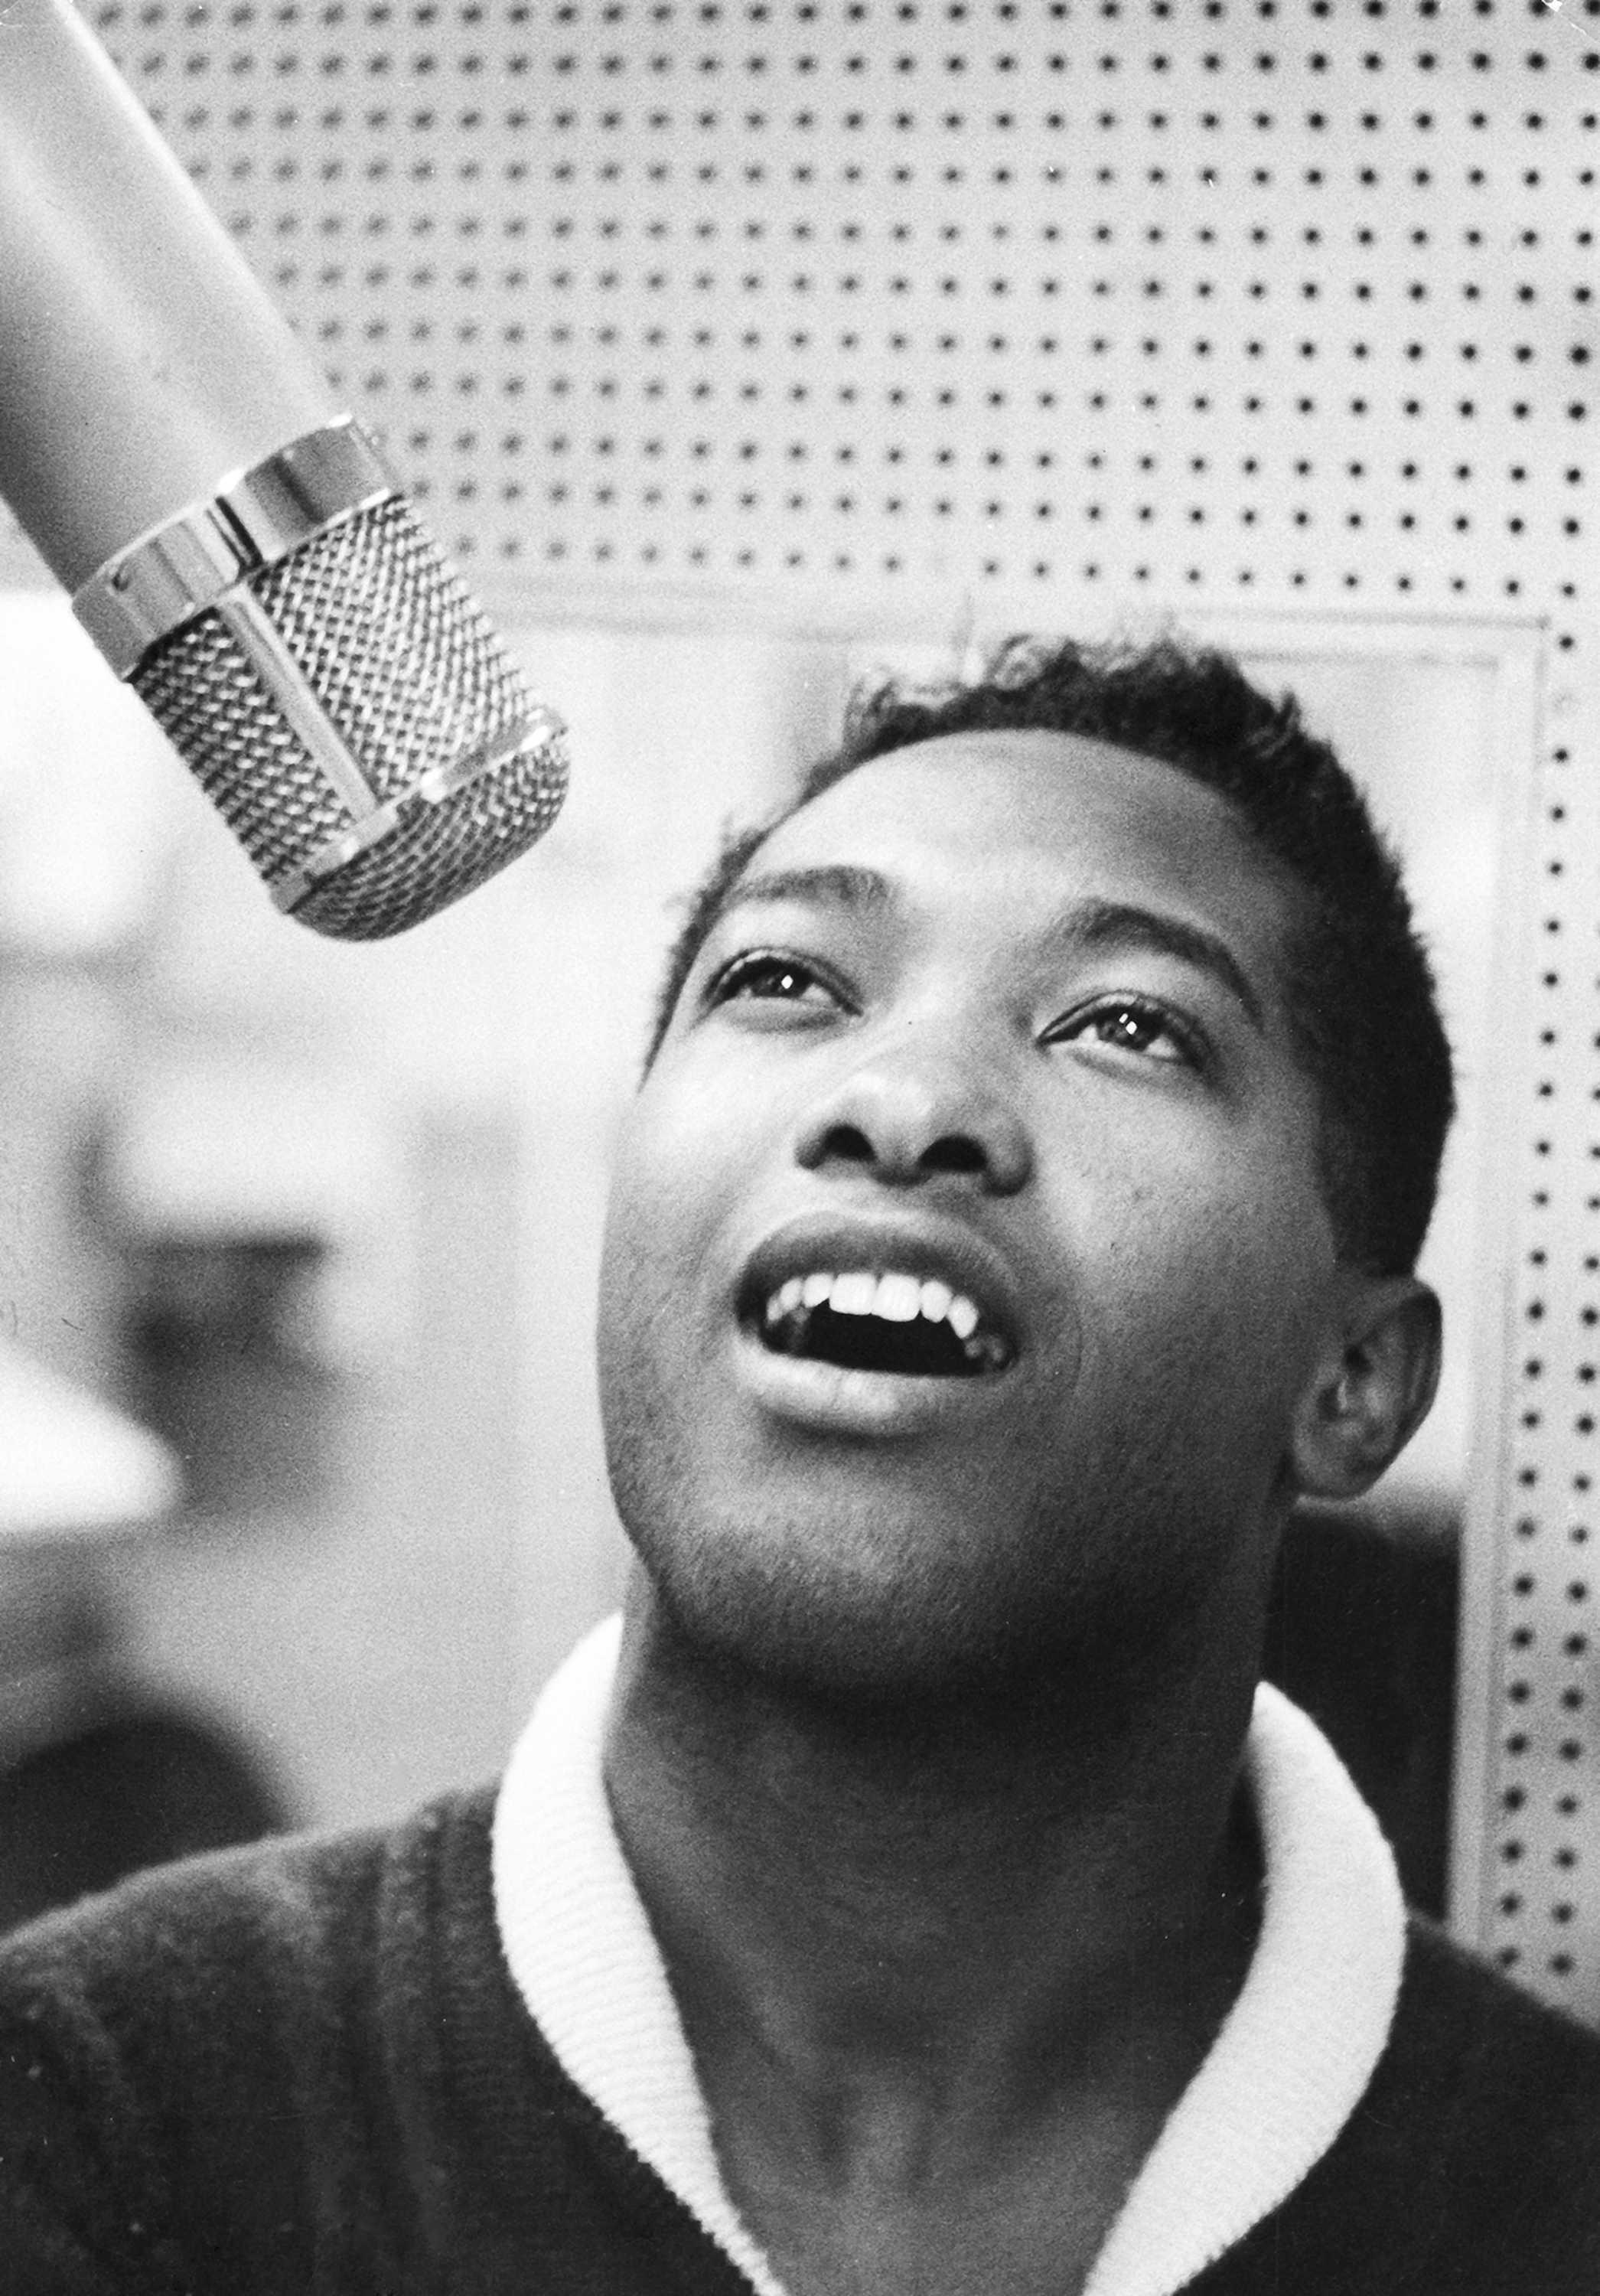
[705,947,851,1015]
[1044,994,1202,1069]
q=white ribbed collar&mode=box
[492,1615,1405,2296]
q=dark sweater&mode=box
[2,1789,1599,2294]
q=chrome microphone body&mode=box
[77,422,569,938]
[0,0,567,938]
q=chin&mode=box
[602,1358,1283,1731]
[616,1481,1210,1733]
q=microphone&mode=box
[0,0,568,940]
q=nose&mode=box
[793,1047,1032,1196]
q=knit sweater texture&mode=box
[492,1623,1407,2296]
[2,1786,1600,2294]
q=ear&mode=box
[1289,1274,1442,1502]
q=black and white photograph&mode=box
[0,3,1598,2288]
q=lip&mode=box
[731,1207,1027,1437]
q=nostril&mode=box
[796,1077,1031,1194]
[920,1136,988,1178]
[820,1124,875,1165]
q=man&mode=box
[3,635,1599,2293]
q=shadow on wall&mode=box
[1266,1498,1458,1921]
[0,1547,292,1934]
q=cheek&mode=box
[597,1107,691,1364]
[596,1063,766,1365]
[608,1062,728,1244]
[1074,1137,1334,1417]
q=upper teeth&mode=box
[766,1270,982,1342]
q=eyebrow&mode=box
[714,869,1265,1033]
[1045,897,1267,1033]
[719,863,895,918]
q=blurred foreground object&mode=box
[0,1332,181,1538]
[96,1051,407,1515]
[0,1339,288,1929]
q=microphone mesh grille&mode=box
[132,497,569,938]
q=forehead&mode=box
[745,728,1298,961]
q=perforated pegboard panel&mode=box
[4,2,1599,2015]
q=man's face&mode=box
[598,730,1344,1706]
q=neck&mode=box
[603,1574,1265,2177]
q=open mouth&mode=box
[754,1269,1014,1378]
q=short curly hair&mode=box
[648,634,1455,1277]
